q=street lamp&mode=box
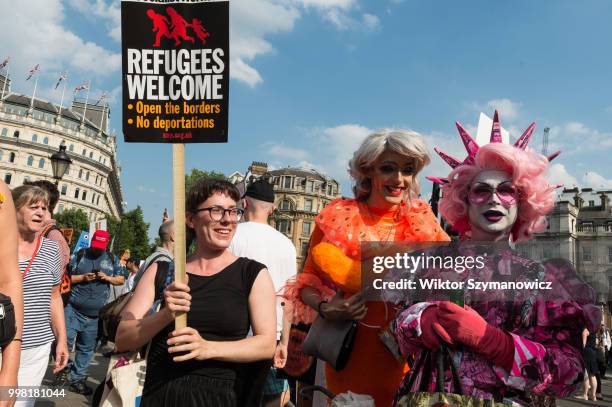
[50,144,72,185]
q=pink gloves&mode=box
[420,302,515,371]
[419,306,453,350]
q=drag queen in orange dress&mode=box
[284,129,449,406]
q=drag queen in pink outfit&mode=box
[391,112,600,406]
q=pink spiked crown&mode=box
[426,110,561,185]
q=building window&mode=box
[78,169,83,179]
[89,152,93,159]
[608,247,612,263]
[82,190,87,201]
[283,177,292,189]
[301,241,309,257]
[302,222,312,236]
[69,144,74,152]
[38,158,45,169]
[304,199,313,212]
[58,204,64,213]
[31,134,38,143]
[43,136,49,145]
[82,149,86,156]
[1,128,6,137]
[86,171,90,181]
[542,245,553,259]
[589,200,595,207]
[583,246,592,262]
[61,185,67,195]
[9,152,15,163]
[13,130,19,138]
[328,184,333,195]
[276,219,291,234]
[280,199,292,211]
[27,155,33,166]
[306,180,314,193]
[4,174,11,184]
[74,188,80,199]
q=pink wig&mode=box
[438,143,554,242]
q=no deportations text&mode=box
[137,116,215,131]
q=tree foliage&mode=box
[108,206,151,259]
[185,168,226,192]
[53,208,89,251]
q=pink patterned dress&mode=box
[390,247,601,406]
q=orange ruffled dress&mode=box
[284,197,449,406]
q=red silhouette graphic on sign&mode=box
[146,9,172,47]
[189,18,210,44]
[167,7,195,45]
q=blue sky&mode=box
[3,0,612,241]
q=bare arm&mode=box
[168,269,277,363]
[103,275,125,286]
[50,284,68,373]
[115,263,188,352]
[0,181,22,389]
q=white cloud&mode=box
[66,0,121,42]
[0,0,120,98]
[269,145,309,161]
[362,13,381,30]
[583,171,612,189]
[137,185,157,194]
[559,122,612,152]
[5,0,380,93]
[486,99,522,121]
[547,163,579,189]
[315,124,372,181]
[229,0,378,85]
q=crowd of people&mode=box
[0,111,605,407]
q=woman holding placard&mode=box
[116,179,276,406]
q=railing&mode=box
[577,224,612,234]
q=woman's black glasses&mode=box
[194,206,244,222]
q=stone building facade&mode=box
[0,74,123,220]
[236,162,342,267]
[520,187,612,323]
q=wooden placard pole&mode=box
[172,144,187,329]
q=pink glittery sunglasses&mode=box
[468,181,520,207]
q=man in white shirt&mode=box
[230,179,297,407]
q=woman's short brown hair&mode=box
[186,178,239,214]
[11,185,49,212]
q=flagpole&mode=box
[99,102,106,134]
[58,79,67,121]
[81,80,91,127]
[29,74,39,116]
[0,62,9,102]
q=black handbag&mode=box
[302,316,358,371]
[0,294,16,348]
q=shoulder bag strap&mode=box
[22,236,43,280]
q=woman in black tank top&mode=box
[116,179,277,407]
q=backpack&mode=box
[98,262,171,343]
[71,248,117,274]
[42,224,72,297]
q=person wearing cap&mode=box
[229,179,297,407]
[58,230,125,395]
